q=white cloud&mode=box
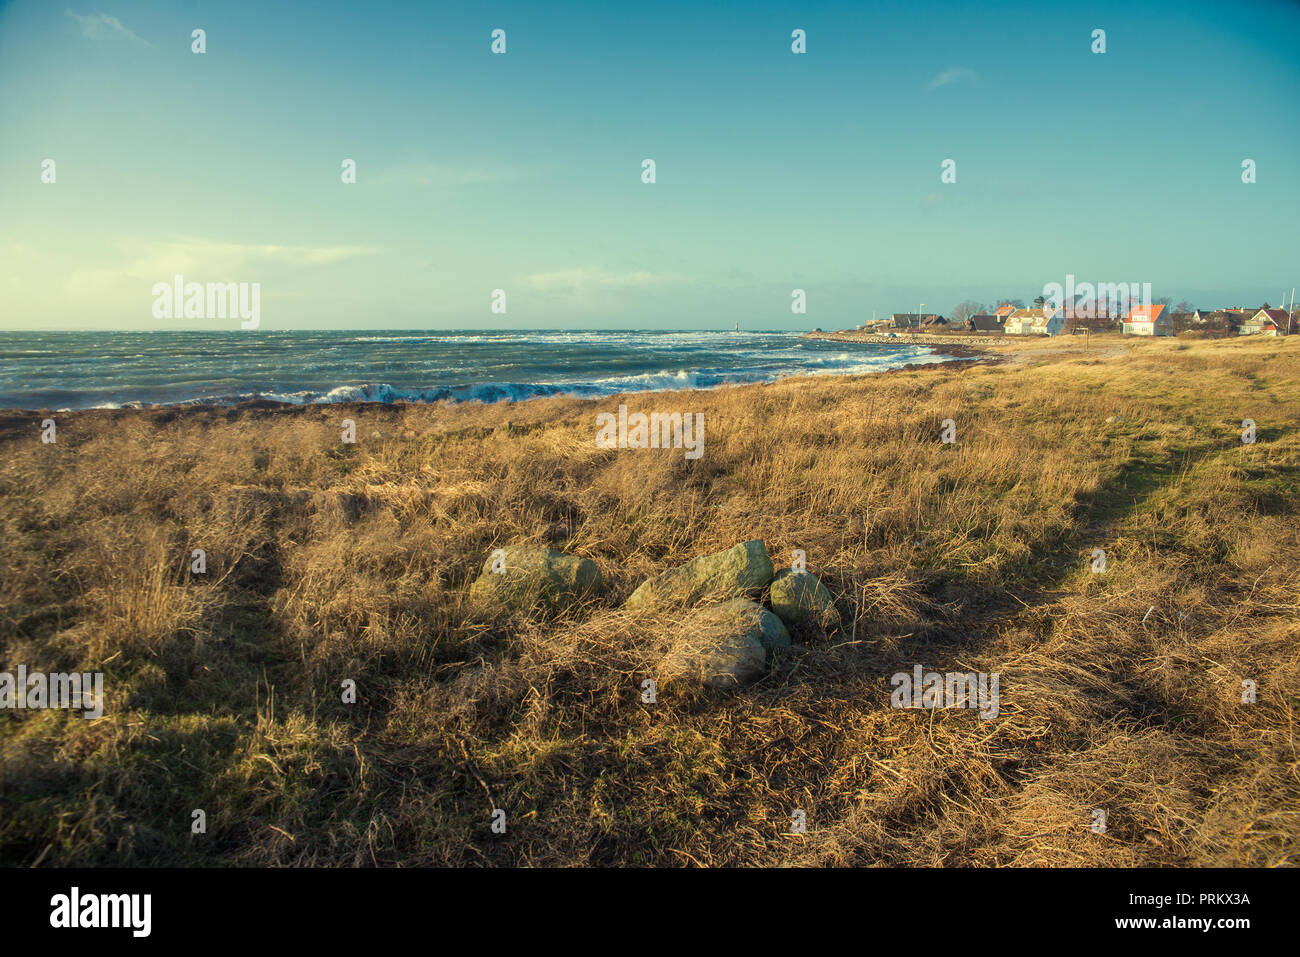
[65,239,379,295]
[66,10,152,47]
[925,67,977,90]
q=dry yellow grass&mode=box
[0,335,1296,866]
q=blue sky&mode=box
[1,0,1298,330]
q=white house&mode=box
[1002,309,1033,334]
[1123,303,1171,336]
[1004,307,1064,335]
[1030,308,1066,336]
[1239,308,1290,336]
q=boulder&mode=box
[661,598,791,689]
[768,569,839,632]
[626,540,774,608]
[469,544,602,608]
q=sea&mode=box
[0,330,954,411]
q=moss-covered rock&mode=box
[768,569,839,633]
[468,544,602,609]
[626,540,774,608]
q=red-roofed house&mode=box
[1122,303,1171,336]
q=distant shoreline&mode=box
[802,328,1002,361]
[801,329,1002,346]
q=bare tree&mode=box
[949,300,985,324]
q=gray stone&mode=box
[469,544,602,608]
[626,540,774,608]
[661,598,791,689]
[768,569,839,632]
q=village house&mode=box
[1004,307,1064,335]
[1239,308,1291,336]
[1032,308,1066,335]
[1193,307,1255,332]
[1002,309,1033,334]
[966,314,1004,332]
[1122,303,1172,336]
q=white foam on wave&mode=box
[223,348,959,407]
[18,332,962,410]
[350,330,768,347]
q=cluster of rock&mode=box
[468,539,838,690]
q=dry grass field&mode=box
[1,335,1297,867]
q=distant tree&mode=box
[995,298,1025,310]
[1093,288,1118,319]
[1108,289,1156,320]
[1164,298,1197,333]
[949,300,985,324]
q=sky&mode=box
[1,0,1298,330]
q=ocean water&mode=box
[0,330,954,410]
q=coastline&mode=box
[0,331,1218,418]
[0,332,1237,427]
[0,328,970,413]
[802,328,1005,363]
[0,332,978,414]
[802,329,1004,347]
[803,327,1147,369]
